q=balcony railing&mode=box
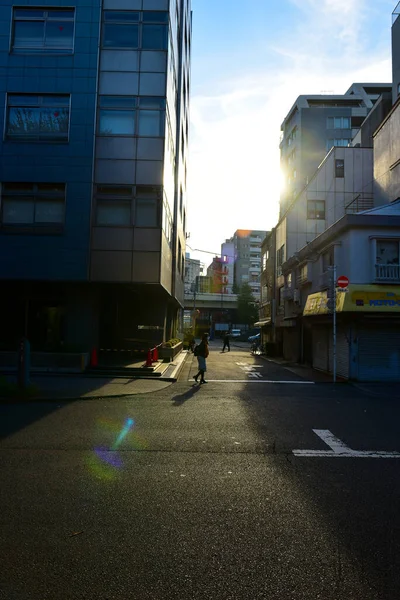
[375,264,400,281]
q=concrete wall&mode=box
[392,14,400,104]
[374,102,400,204]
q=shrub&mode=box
[163,338,182,348]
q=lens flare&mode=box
[87,417,138,480]
[111,418,134,451]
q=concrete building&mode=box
[0,0,192,356]
[184,254,201,293]
[282,202,400,381]
[274,145,381,363]
[280,83,392,217]
[221,240,235,294]
[206,256,229,294]
[225,229,267,299]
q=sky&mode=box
[186,0,394,267]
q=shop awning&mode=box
[254,319,271,326]
[303,284,400,316]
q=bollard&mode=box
[152,346,158,362]
[90,347,98,367]
[145,349,153,367]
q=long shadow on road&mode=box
[172,384,202,406]
[0,400,74,441]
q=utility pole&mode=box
[328,265,337,383]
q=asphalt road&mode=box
[1,343,400,599]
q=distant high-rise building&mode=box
[221,240,235,294]
[225,230,267,299]
[279,83,392,217]
[184,254,202,293]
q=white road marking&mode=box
[247,372,263,378]
[293,429,400,458]
[314,429,350,453]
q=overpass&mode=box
[184,292,238,310]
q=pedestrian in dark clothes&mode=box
[222,331,230,352]
[193,333,209,384]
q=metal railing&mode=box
[375,264,400,281]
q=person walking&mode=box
[222,331,230,352]
[193,333,209,384]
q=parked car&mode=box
[247,333,260,343]
[230,329,241,338]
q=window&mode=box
[327,116,351,129]
[376,240,400,265]
[135,186,160,226]
[12,8,75,53]
[103,10,168,50]
[276,244,285,276]
[335,159,345,178]
[138,97,165,136]
[98,97,136,135]
[162,199,173,244]
[307,200,325,219]
[95,186,132,226]
[98,96,165,137]
[1,182,65,227]
[326,138,352,151]
[103,11,139,48]
[6,94,70,141]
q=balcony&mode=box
[375,264,400,281]
[297,265,311,286]
[281,287,294,300]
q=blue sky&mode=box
[187,0,394,266]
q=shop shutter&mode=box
[358,328,400,382]
[335,327,350,379]
[312,327,329,372]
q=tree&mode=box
[236,283,259,325]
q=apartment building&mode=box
[184,254,201,293]
[225,229,267,299]
[280,83,392,217]
[206,256,229,294]
[0,0,192,355]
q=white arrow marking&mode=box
[293,429,400,458]
[247,372,263,378]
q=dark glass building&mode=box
[0,0,192,355]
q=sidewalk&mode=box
[0,350,189,402]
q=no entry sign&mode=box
[337,275,349,289]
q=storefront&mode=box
[303,285,400,381]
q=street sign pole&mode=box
[328,265,337,383]
[333,264,337,384]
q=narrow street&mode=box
[1,342,400,599]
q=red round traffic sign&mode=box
[337,275,349,289]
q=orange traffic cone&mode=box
[152,347,158,362]
[145,349,153,367]
[90,347,98,367]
